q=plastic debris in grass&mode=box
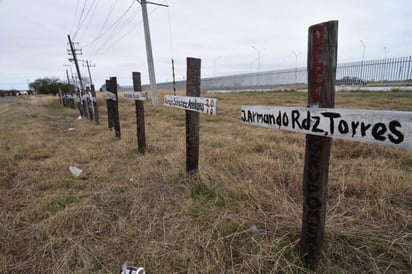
[121,262,145,274]
[69,166,82,177]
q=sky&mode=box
[0,0,411,90]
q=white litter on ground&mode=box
[69,166,82,177]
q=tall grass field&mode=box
[0,90,411,273]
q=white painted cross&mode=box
[241,106,412,150]
[102,91,116,101]
[82,94,96,102]
[164,95,218,115]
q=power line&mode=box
[77,0,101,43]
[91,2,164,58]
[71,0,81,36]
[95,0,119,40]
[91,5,141,57]
[88,4,139,57]
[80,0,167,58]
[74,0,100,41]
[85,0,165,53]
[92,19,142,58]
[82,0,136,49]
[72,0,89,39]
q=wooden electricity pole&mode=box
[67,35,84,92]
[83,60,95,86]
[63,64,71,85]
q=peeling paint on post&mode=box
[300,20,338,270]
[186,57,201,173]
[132,72,146,154]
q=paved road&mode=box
[0,96,18,104]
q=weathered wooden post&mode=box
[105,79,114,130]
[131,72,147,154]
[300,20,338,270]
[164,57,218,174]
[241,20,412,271]
[76,87,83,117]
[69,95,73,108]
[58,89,63,105]
[85,86,94,121]
[91,84,100,124]
[81,90,89,119]
[69,93,75,109]
[186,57,201,173]
[110,76,121,139]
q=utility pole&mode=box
[66,69,71,84]
[67,64,77,86]
[63,64,71,84]
[83,60,96,86]
[137,0,168,107]
[67,35,84,91]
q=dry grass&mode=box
[0,91,411,273]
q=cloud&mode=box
[0,0,411,89]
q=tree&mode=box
[29,77,75,95]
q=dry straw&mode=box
[0,91,411,273]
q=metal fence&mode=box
[337,56,412,83]
[141,56,412,91]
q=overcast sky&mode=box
[0,0,411,90]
